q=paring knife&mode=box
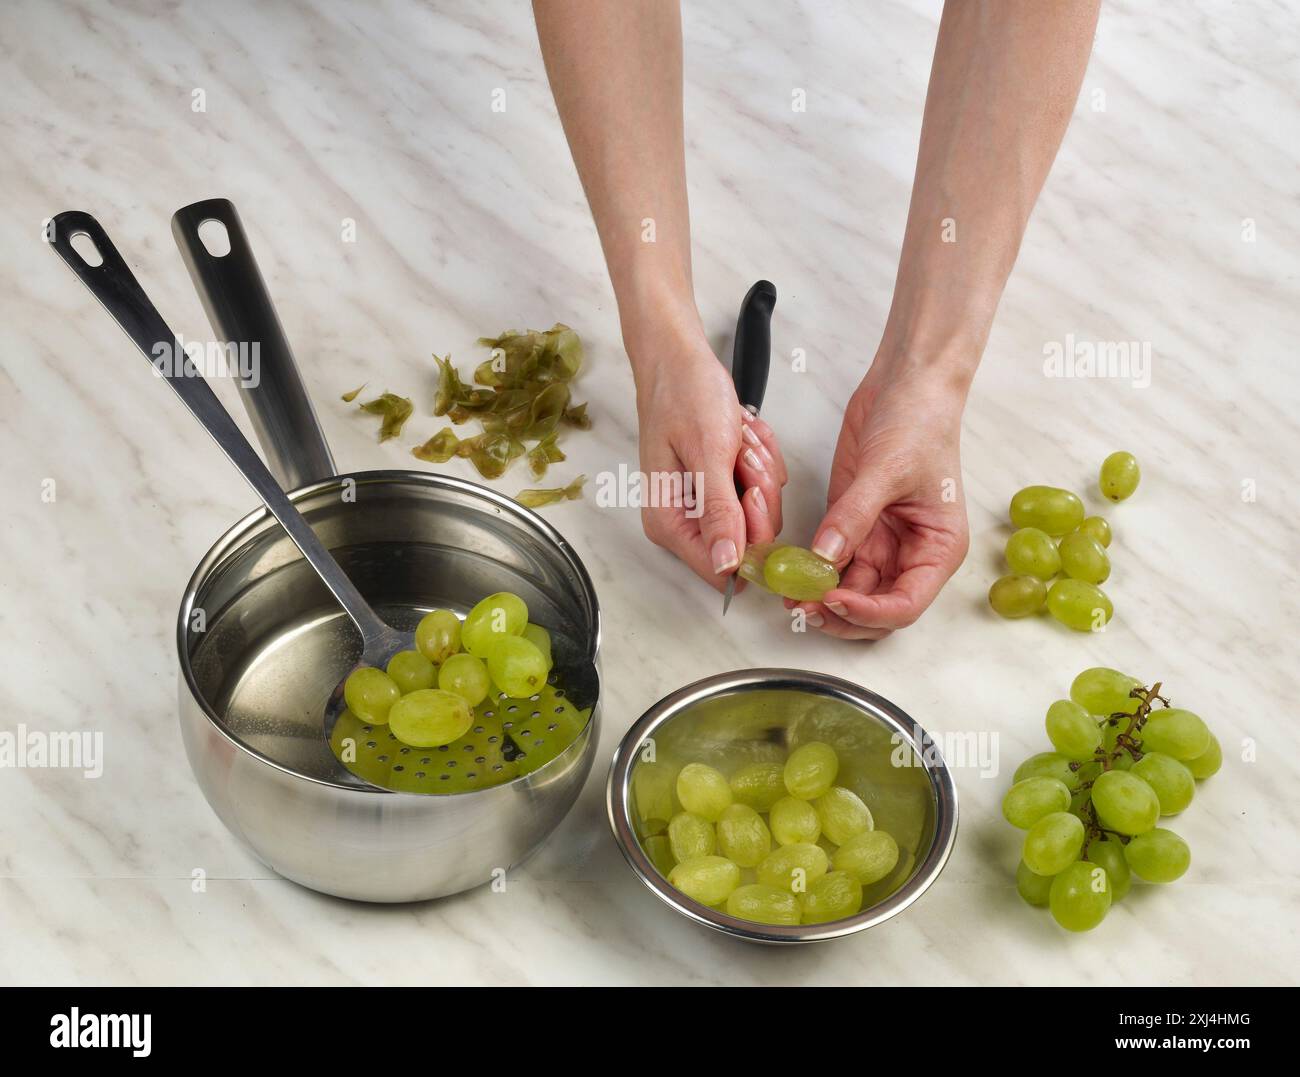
[722,279,776,615]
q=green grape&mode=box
[485,636,548,698]
[988,574,1047,618]
[1071,667,1142,715]
[1005,527,1062,579]
[437,652,491,707]
[462,592,528,656]
[1009,485,1085,535]
[1075,516,1112,548]
[343,666,402,724]
[814,786,873,844]
[667,811,716,862]
[632,762,677,835]
[675,762,733,822]
[1084,837,1131,901]
[1046,578,1112,631]
[1049,860,1111,931]
[1022,812,1085,876]
[385,650,436,694]
[1058,531,1111,585]
[833,830,899,885]
[1091,770,1160,835]
[1140,708,1210,761]
[414,609,462,663]
[716,804,772,867]
[757,842,829,892]
[643,834,675,878]
[783,741,839,800]
[1016,860,1054,907]
[521,623,553,669]
[387,688,473,748]
[1014,752,1082,789]
[668,855,741,906]
[1002,776,1072,829]
[801,871,863,924]
[762,546,840,601]
[1124,827,1190,883]
[725,883,802,925]
[1099,451,1140,502]
[729,762,787,811]
[1045,699,1103,760]
[769,796,821,846]
[1131,752,1195,815]
[1186,733,1223,779]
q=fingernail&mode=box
[750,487,767,514]
[743,449,764,471]
[806,611,824,628]
[740,409,756,423]
[742,425,761,447]
[813,528,846,562]
[711,538,738,574]
[826,601,847,616]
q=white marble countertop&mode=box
[2,0,1297,985]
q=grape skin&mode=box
[387,688,473,748]
[1091,770,1160,835]
[437,652,491,706]
[762,546,840,601]
[1124,828,1190,883]
[1046,578,1112,631]
[415,609,462,664]
[1023,812,1085,876]
[1005,527,1061,579]
[1009,485,1085,535]
[1049,860,1111,931]
[988,574,1047,618]
[485,635,549,698]
[1002,776,1072,829]
[1131,752,1195,815]
[1058,531,1110,585]
[462,592,528,656]
[1045,699,1103,760]
[1075,515,1112,548]
[1099,451,1140,502]
[1140,709,1210,761]
[1070,667,1141,715]
[386,650,437,694]
[1014,752,1083,790]
[343,666,402,724]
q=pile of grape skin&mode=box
[989,451,1140,630]
[640,742,902,927]
[1006,666,1222,932]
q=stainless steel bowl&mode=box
[607,669,957,943]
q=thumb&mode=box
[812,472,892,568]
[696,453,746,576]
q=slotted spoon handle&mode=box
[47,211,393,648]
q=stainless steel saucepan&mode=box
[48,202,601,902]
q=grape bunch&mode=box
[634,741,902,926]
[989,451,1140,631]
[332,591,588,793]
[1005,666,1221,931]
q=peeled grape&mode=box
[415,609,461,663]
[1075,515,1112,548]
[675,763,732,821]
[988,574,1047,618]
[783,741,839,800]
[1016,860,1054,907]
[716,804,772,867]
[1049,860,1111,931]
[485,635,549,698]
[521,623,553,669]
[833,830,899,885]
[1005,527,1061,579]
[814,786,873,844]
[1186,733,1223,779]
[1014,752,1082,790]
[1071,667,1142,716]
[631,762,677,834]
[1002,776,1072,829]
[643,834,675,878]
[801,871,863,924]
[387,688,473,748]
[1045,699,1103,760]
[1099,451,1140,502]
[1046,578,1112,631]
[667,811,716,862]
[1023,811,1085,876]
[725,883,802,926]
[1091,770,1160,835]
[385,650,436,694]
[1085,837,1131,900]
[762,546,840,601]
[462,592,528,656]
[668,855,741,906]
[1140,708,1210,761]
[757,842,829,892]
[343,666,402,724]
[729,762,787,811]
[1131,752,1195,815]
[437,652,491,706]
[1009,485,1085,535]
[1124,827,1190,883]
[1058,531,1110,585]
[769,796,821,845]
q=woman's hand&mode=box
[631,327,788,592]
[791,359,970,639]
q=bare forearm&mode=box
[883,0,1100,390]
[533,0,699,357]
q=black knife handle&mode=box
[731,279,775,414]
